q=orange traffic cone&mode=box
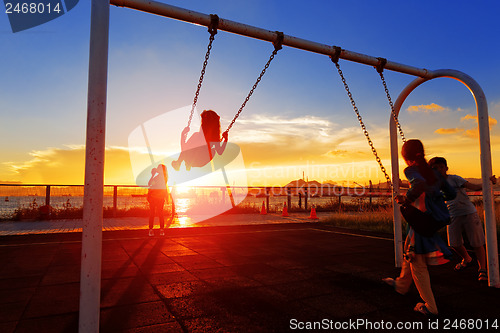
[309,206,319,220]
[260,201,267,215]
[282,202,289,217]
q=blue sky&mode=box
[1,0,499,185]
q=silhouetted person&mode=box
[171,110,228,171]
[147,164,169,236]
[429,156,496,282]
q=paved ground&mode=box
[0,212,327,236]
[0,215,499,332]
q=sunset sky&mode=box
[1,0,499,187]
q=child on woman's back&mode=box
[171,110,228,171]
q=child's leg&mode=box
[463,212,487,271]
[171,152,184,171]
[473,245,487,271]
[452,245,473,264]
[410,254,438,315]
[448,218,472,263]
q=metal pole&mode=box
[305,188,308,211]
[389,98,407,267]
[266,187,270,213]
[391,76,426,267]
[45,185,51,207]
[287,187,291,210]
[392,69,498,287]
[113,186,118,217]
[110,0,432,79]
[80,0,110,331]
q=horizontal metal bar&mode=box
[2,183,498,195]
[110,0,431,78]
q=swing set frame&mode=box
[81,0,498,331]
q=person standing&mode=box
[147,164,169,236]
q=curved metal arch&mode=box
[389,69,498,287]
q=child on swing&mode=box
[171,110,228,171]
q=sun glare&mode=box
[174,186,192,195]
[175,198,190,213]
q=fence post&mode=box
[266,187,270,213]
[369,182,372,207]
[113,186,117,217]
[45,185,51,207]
[305,188,308,211]
[287,187,291,210]
[221,187,226,204]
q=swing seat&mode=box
[171,143,214,171]
[172,132,224,171]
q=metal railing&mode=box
[1,183,497,220]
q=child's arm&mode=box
[464,181,482,191]
[215,131,228,155]
[464,175,497,191]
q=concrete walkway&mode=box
[0,216,499,332]
[0,212,327,236]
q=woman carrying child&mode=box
[383,139,456,316]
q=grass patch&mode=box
[322,211,398,234]
[321,201,500,241]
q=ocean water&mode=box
[0,195,143,219]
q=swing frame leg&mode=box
[390,69,498,287]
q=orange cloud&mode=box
[459,114,498,138]
[461,114,498,127]
[4,146,135,185]
[324,149,350,157]
[407,103,447,113]
[464,129,479,138]
[323,149,367,159]
[435,128,464,135]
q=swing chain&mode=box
[331,56,392,187]
[224,31,284,134]
[376,57,406,143]
[187,14,219,129]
